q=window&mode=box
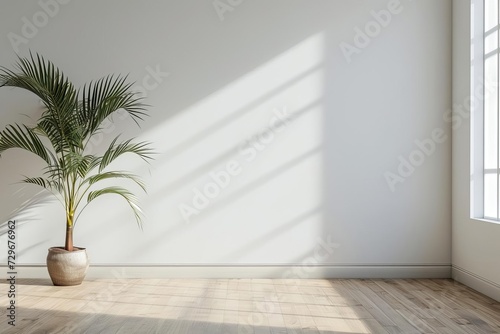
[483,0,499,219]
[471,0,500,220]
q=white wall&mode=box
[452,0,500,301]
[0,0,451,278]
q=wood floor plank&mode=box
[349,280,423,333]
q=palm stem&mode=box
[65,209,74,251]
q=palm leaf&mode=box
[80,75,147,138]
[22,176,62,193]
[76,155,101,178]
[87,187,144,228]
[99,137,153,172]
[0,124,52,164]
[84,171,146,192]
[1,53,81,153]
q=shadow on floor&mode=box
[3,307,350,334]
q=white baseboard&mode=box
[4,264,451,279]
[452,266,500,302]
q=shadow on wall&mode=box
[0,189,54,236]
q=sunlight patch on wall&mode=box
[134,33,327,264]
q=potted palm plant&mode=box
[0,54,153,285]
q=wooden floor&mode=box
[0,278,499,333]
